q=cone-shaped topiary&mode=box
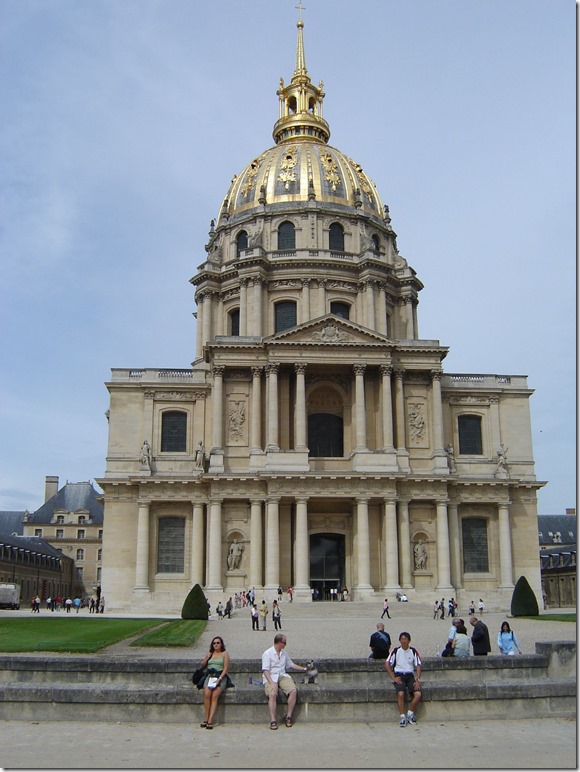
[181,583,209,620]
[510,575,539,617]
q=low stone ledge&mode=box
[535,641,576,678]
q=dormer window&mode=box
[372,234,380,252]
[236,230,248,256]
[278,221,296,251]
[329,222,344,252]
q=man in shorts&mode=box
[262,634,308,730]
[385,631,422,727]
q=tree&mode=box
[181,583,209,620]
[510,575,539,617]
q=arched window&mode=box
[308,414,344,457]
[329,222,345,251]
[278,221,296,250]
[330,301,350,320]
[458,414,483,455]
[274,301,297,333]
[288,96,297,114]
[157,517,185,573]
[161,411,187,452]
[229,308,240,336]
[236,230,248,256]
[371,234,380,252]
[462,518,489,572]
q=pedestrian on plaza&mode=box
[277,586,283,602]
[216,601,224,620]
[259,600,269,631]
[99,596,105,614]
[385,632,422,727]
[439,598,445,620]
[469,616,491,655]
[478,598,485,614]
[224,597,233,619]
[197,635,233,730]
[380,598,391,619]
[287,586,293,603]
[442,617,462,657]
[497,621,522,655]
[89,598,95,613]
[272,600,282,630]
[432,600,439,619]
[262,634,308,729]
[73,596,81,613]
[369,622,391,659]
[447,598,455,618]
[469,600,475,615]
[65,597,73,613]
[251,603,259,631]
[451,622,471,657]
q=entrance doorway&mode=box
[309,533,345,601]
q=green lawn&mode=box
[522,613,576,623]
[130,619,206,646]
[0,617,166,653]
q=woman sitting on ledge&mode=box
[198,635,233,729]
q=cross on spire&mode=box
[295,1,306,22]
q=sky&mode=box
[0,0,575,515]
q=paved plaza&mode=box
[0,600,576,769]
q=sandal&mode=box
[206,723,213,730]
[270,721,278,730]
[200,721,208,728]
[284,715,293,728]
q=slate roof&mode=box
[28,482,104,525]
[0,511,26,536]
[0,531,70,560]
[538,514,576,548]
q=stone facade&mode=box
[98,19,545,613]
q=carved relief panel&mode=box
[225,382,249,446]
[406,396,429,448]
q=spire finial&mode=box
[294,2,307,75]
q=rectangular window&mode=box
[458,414,483,455]
[77,529,85,540]
[97,549,102,561]
[161,412,188,452]
[56,516,65,524]
[56,529,64,539]
[275,301,297,333]
[34,529,42,537]
[157,517,185,573]
[462,518,489,572]
[75,567,83,580]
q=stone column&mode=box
[301,278,311,323]
[294,363,308,450]
[239,277,248,336]
[498,502,514,589]
[294,497,310,590]
[250,367,263,453]
[490,397,501,455]
[404,296,414,338]
[430,370,445,455]
[383,497,400,590]
[202,291,212,345]
[134,500,150,590]
[435,499,453,590]
[366,279,376,330]
[412,299,419,339]
[380,364,394,450]
[317,278,327,317]
[265,497,280,590]
[190,502,205,587]
[253,277,263,336]
[394,369,407,453]
[448,500,461,590]
[377,284,387,336]
[211,365,225,453]
[398,499,412,588]
[353,364,367,451]
[266,364,280,451]
[207,498,223,590]
[355,497,372,590]
[249,499,263,588]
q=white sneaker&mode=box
[399,715,407,727]
[407,713,417,725]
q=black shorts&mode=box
[393,672,418,696]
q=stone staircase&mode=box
[0,642,574,724]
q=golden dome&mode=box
[220,18,385,223]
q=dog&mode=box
[301,660,318,684]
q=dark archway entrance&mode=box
[309,532,345,600]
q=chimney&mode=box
[45,476,59,502]
[565,508,576,516]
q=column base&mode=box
[396,449,410,472]
[352,585,375,601]
[209,451,224,473]
[290,586,312,602]
[133,586,150,593]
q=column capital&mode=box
[240,276,250,287]
[294,362,308,374]
[353,363,367,376]
[295,495,310,504]
[251,366,263,378]
[252,275,264,286]
[380,363,393,377]
[430,369,443,381]
[137,499,151,507]
[212,365,225,378]
[394,368,405,380]
[301,278,311,288]
[266,363,280,375]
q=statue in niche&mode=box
[413,540,428,571]
[227,540,244,571]
[194,441,206,470]
[445,444,457,473]
[494,444,509,479]
[249,226,263,247]
[139,440,152,470]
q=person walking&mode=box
[224,597,233,619]
[478,598,485,614]
[259,600,269,631]
[497,621,522,655]
[261,634,308,729]
[272,600,282,630]
[470,616,491,655]
[380,598,391,619]
[385,632,422,727]
[251,604,259,631]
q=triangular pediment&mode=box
[265,315,394,347]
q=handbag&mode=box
[192,668,205,685]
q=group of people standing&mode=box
[250,599,283,631]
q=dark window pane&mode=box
[458,414,483,455]
[236,230,248,256]
[372,234,380,252]
[161,411,187,452]
[230,309,240,336]
[275,301,297,333]
[157,517,185,573]
[462,517,489,572]
[329,222,344,251]
[308,413,343,457]
[278,221,296,250]
[330,301,350,320]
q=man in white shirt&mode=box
[385,632,422,727]
[262,634,308,729]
